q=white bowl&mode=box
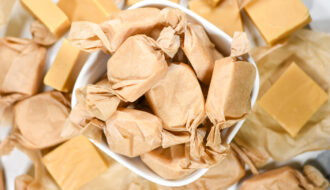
[71,0,260,187]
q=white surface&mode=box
[0,0,329,189]
[71,0,259,186]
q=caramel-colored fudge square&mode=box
[244,0,311,45]
[189,0,243,37]
[58,0,119,23]
[20,0,70,37]
[42,136,108,190]
[44,39,88,92]
[258,63,328,137]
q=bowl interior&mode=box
[71,0,259,187]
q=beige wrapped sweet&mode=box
[30,20,57,46]
[159,148,246,190]
[1,92,70,150]
[182,23,223,84]
[105,108,162,157]
[0,37,46,123]
[205,31,255,128]
[146,63,205,133]
[107,35,168,102]
[68,7,186,54]
[62,79,118,140]
[188,124,229,168]
[156,26,180,58]
[140,144,195,180]
[240,166,329,190]
[205,57,256,128]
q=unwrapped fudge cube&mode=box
[244,0,311,45]
[189,0,243,37]
[44,39,88,92]
[20,0,70,37]
[58,0,119,23]
[42,136,108,190]
[258,62,328,137]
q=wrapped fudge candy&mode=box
[159,148,246,190]
[68,7,186,54]
[30,20,57,46]
[0,37,46,123]
[146,63,205,133]
[1,92,70,150]
[205,57,256,128]
[62,79,119,139]
[240,166,329,190]
[107,35,168,102]
[206,32,255,128]
[182,23,223,84]
[105,108,162,157]
[140,144,195,180]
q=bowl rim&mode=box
[71,0,260,187]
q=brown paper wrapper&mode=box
[105,108,162,157]
[182,23,223,84]
[141,144,196,180]
[30,20,57,46]
[205,31,255,129]
[0,37,46,124]
[240,166,329,190]
[68,7,187,54]
[146,63,205,133]
[107,35,168,102]
[158,148,246,190]
[62,79,119,140]
[79,157,157,190]
[235,30,330,163]
[205,57,256,128]
[156,26,180,58]
[1,92,70,151]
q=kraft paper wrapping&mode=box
[145,62,228,170]
[205,32,255,128]
[141,144,195,180]
[30,20,57,46]
[0,37,46,125]
[107,35,168,102]
[105,108,162,157]
[182,23,223,84]
[0,92,70,152]
[234,30,330,164]
[146,63,205,133]
[68,7,186,54]
[62,80,117,140]
[156,26,180,58]
[240,166,329,190]
[159,148,246,190]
